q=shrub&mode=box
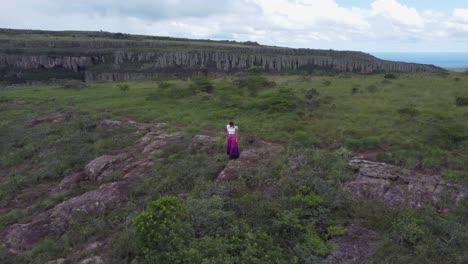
[397,107,420,118]
[442,170,468,183]
[327,225,348,238]
[133,196,192,263]
[117,84,130,91]
[235,76,276,97]
[454,77,461,82]
[61,80,86,90]
[426,122,468,147]
[322,80,332,86]
[455,96,468,106]
[367,84,378,93]
[303,229,328,257]
[347,136,380,150]
[247,66,266,74]
[190,76,214,94]
[384,73,398,79]
[291,192,324,208]
[351,86,360,94]
[392,213,425,246]
[256,87,298,112]
[158,81,173,89]
[305,88,320,100]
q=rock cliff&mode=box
[0,28,441,83]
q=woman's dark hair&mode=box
[229,121,234,127]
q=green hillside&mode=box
[0,72,467,263]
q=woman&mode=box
[226,121,239,160]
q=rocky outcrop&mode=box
[345,157,467,210]
[1,120,197,254]
[25,112,68,127]
[84,153,130,181]
[0,29,442,83]
[217,141,283,181]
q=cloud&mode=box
[0,0,468,51]
[370,0,425,27]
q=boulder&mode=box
[84,153,130,181]
[345,157,467,209]
[58,171,87,190]
[25,112,67,127]
[50,182,130,231]
[2,218,51,253]
[123,160,155,179]
[140,131,185,154]
[101,119,124,128]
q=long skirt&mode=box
[227,135,240,160]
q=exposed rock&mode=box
[25,112,67,127]
[345,157,467,209]
[101,119,124,128]
[50,181,130,231]
[123,160,155,179]
[84,153,130,181]
[192,134,219,145]
[140,131,185,154]
[217,141,283,181]
[80,256,103,264]
[2,218,51,253]
[288,156,306,170]
[58,171,87,191]
[48,258,68,264]
[190,135,219,152]
[0,29,441,84]
[12,100,28,105]
[327,225,380,264]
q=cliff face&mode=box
[0,29,441,83]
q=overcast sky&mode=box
[1,0,468,52]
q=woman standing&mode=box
[226,121,239,160]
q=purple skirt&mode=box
[227,135,239,160]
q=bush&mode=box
[256,87,299,112]
[133,196,193,263]
[117,84,130,91]
[384,73,398,79]
[303,229,328,257]
[190,76,214,94]
[61,80,86,90]
[158,81,173,89]
[442,170,468,183]
[397,107,420,118]
[291,192,324,208]
[455,96,468,106]
[347,136,380,150]
[367,84,378,93]
[235,76,276,97]
[327,225,348,238]
[351,86,360,94]
[305,88,320,101]
[392,213,426,246]
[322,80,332,86]
[247,66,266,74]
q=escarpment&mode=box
[0,28,441,83]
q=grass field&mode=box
[0,72,467,263]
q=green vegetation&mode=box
[0,72,467,263]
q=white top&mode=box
[227,125,238,135]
